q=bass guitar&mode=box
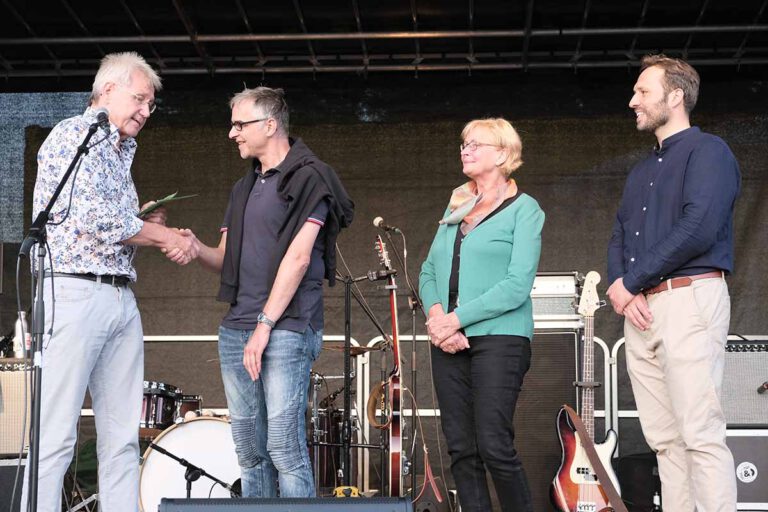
[551,271,621,512]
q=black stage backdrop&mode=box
[1,70,766,509]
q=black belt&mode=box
[46,272,131,287]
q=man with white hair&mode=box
[21,52,197,511]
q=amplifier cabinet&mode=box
[0,358,31,456]
[531,271,581,328]
[723,340,768,427]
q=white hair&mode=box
[90,52,162,103]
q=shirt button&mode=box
[658,158,662,162]
[635,231,639,236]
[642,206,647,211]
[261,179,266,183]
[630,257,635,262]
[650,182,654,186]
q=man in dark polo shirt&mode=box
[191,86,354,497]
[607,55,740,511]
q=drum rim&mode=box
[138,415,231,511]
[143,380,181,393]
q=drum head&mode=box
[139,416,239,511]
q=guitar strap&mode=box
[421,444,444,503]
[366,380,391,430]
[564,404,628,512]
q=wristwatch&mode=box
[257,312,276,329]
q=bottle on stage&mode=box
[13,311,30,357]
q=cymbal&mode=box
[322,345,382,356]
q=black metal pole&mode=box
[410,296,418,501]
[26,241,46,512]
[341,276,352,486]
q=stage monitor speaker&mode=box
[0,359,31,456]
[723,340,768,427]
[728,429,768,509]
[159,497,412,511]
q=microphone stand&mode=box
[147,442,239,498]
[18,121,101,512]
[407,292,420,500]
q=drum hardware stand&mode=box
[65,493,98,512]
[17,120,103,512]
[335,268,396,493]
[146,441,241,498]
[310,372,325,492]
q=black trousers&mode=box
[431,334,533,512]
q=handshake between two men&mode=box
[139,202,202,266]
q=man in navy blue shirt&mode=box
[607,55,739,511]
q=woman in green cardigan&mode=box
[419,118,544,512]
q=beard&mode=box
[636,98,671,133]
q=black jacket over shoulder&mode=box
[218,138,355,313]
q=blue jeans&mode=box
[218,325,322,498]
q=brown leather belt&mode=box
[643,271,723,296]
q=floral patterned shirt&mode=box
[33,107,144,281]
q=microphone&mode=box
[758,381,768,394]
[93,107,111,133]
[373,216,402,234]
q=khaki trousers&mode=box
[625,277,736,512]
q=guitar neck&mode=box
[581,315,595,441]
[388,274,401,377]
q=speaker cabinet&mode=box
[0,359,30,456]
[516,330,593,512]
[616,452,660,512]
[728,429,768,509]
[0,458,25,511]
[158,497,412,511]
[723,340,768,426]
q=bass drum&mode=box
[139,416,240,511]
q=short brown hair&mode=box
[640,54,700,114]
